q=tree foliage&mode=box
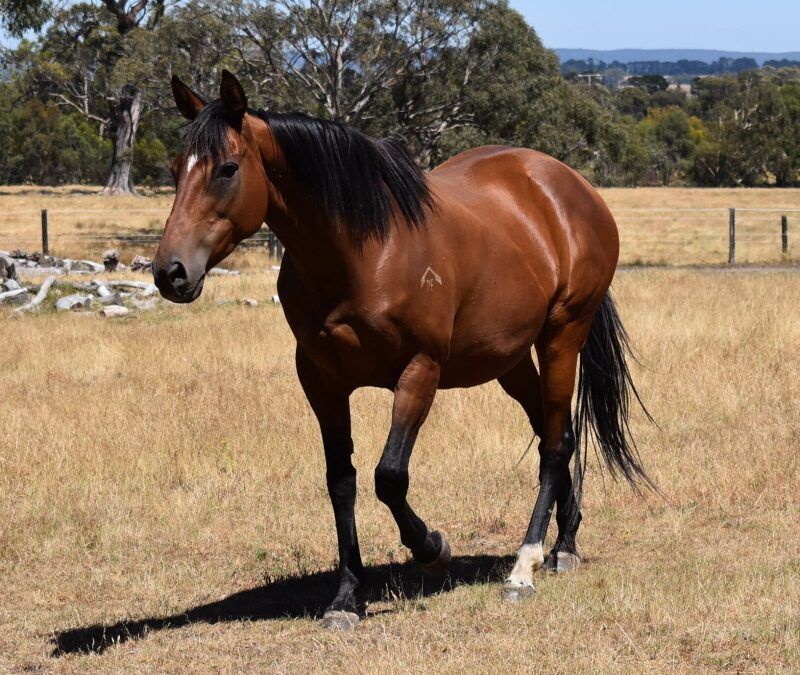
[1,0,798,189]
[0,0,52,36]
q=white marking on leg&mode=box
[505,542,544,587]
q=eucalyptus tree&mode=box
[692,70,794,186]
[4,1,175,194]
[3,0,244,193]
[222,0,489,166]
[0,0,53,35]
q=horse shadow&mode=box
[51,554,514,656]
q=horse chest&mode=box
[285,303,401,387]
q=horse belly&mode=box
[439,302,547,389]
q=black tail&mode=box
[574,292,655,495]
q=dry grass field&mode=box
[1,185,799,265]
[1,187,799,672]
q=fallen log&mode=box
[73,260,105,273]
[14,275,57,313]
[56,294,94,312]
[0,287,29,304]
[99,279,156,291]
[16,267,65,277]
[56,280,96,293]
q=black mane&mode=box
[182,101,433,240]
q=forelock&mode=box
[182,101,231,164]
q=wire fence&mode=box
[0,205,797,266]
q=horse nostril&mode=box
[167,261,188,288]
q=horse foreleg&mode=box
[502,321,588,601]
[296,348,365,630]
[374,354,451,575]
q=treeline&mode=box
[765,59,800,69]
[561,56,764,76]
[562,57,765,77]
[0,0,798,191]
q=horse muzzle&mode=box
[152,259,206,304]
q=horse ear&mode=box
[171,75,205,120]
[220,70,247,123]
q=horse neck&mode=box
[254,122,355,296]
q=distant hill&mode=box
[553,49,800,66]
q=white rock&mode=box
[241,298,258,307]
[100,305,130,318]
[130,255,152,271]
[98,293,123,306]
[0,254,17,281]
[138,285,159,297]
[131,298,158,311]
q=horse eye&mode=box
[218,162,239,180]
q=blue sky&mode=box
[513,0,800,51]
[1,1,798,52]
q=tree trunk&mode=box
[101,84,143,196]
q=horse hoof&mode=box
[543,551,581,574]
[321,610,361,631]
[418,531,452,577]
[501,581,535,603]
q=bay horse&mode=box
[153,71,651,630]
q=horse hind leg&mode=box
[542,434,583,574]
[497,354,544,600]
[500,323,589,601]
[497,353,544,439]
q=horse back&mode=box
[429,145,619,312]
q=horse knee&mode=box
[327,468,356,508]
[374,465,408,506]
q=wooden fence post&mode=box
[41,209,49,257]
[782,215,789,256]
[728,208,736,265]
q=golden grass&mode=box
[1,264,799,672]
[0,185,798,265]
[602,187,800,265]
[0,185,173,263]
